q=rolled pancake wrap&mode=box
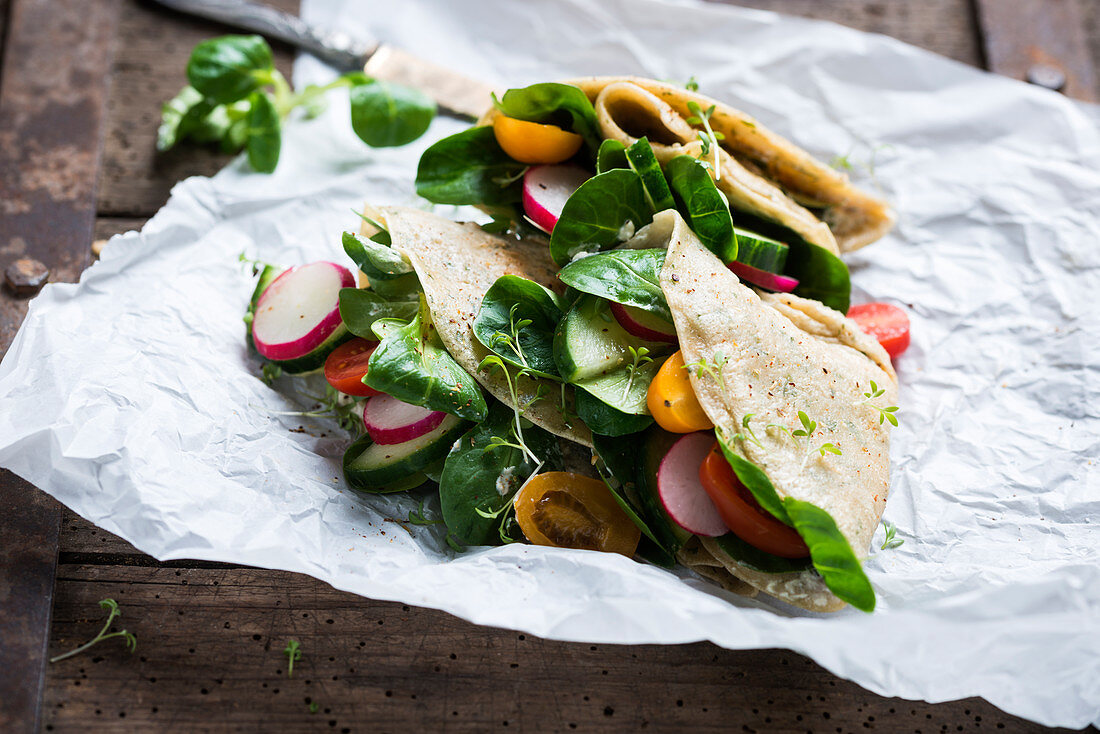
[654,210,896,611]
[364,205,592,448]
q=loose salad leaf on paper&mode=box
[440,401,562,546]
[245,91,281,173]
[549,169,653,265]
[473,275,566,379]
[349,79,436,148]
[365,296,488,422]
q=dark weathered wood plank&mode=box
[975,0,1098,102]
[43,564,1063,734]
[96,0,299,217]
[0,0,120,730]
[714,0,983,66]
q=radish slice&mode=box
[658,432,729,537]
[363,394,447,445]
[610,302,677,343]
[252,262,354,361]
[522,165,591,233]
[727,261,799,293]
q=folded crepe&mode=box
[363,205,593,447]
[653,210,897,612]
[481,77,894,254]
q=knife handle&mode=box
[152,0,376,71]
[365,45,497,122]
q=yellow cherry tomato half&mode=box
[514,472,640,557]
[647,351,715,433]
[492,115,584,165]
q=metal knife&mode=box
[150,0,495,120]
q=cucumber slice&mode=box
[732,227,789,274]
[626,137,676,213]
[268,323,353,375]
[244,263,284,343]
[343,413,469,490]
[554,294,664,383]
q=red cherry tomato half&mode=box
[324,337,381,397]
[847,302,910,359]
[698,443,809,558]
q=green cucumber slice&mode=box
[343,413,469,490]
[732,227,789,274]
[553,295,666,383]
[626,137,676,213]
[268,323,353,375]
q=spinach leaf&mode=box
[729,210,851,312]
[575,387,654,436]
[350,79,436,147]
[665,155,736,262]
[783,498,875,612]
[365,296,488,421]
[473,275,565,379]
[557,249,671,322]
[714,533,813,574]
[338,288,418,339]
[157,86,214,152]
[416,126,526,206]
[596,139,628,173]
[245,91,281,173]
[440,401,562,546]
[495,82,601,156]
[714,430,874,610]
[186,35,273,105]
[626,138,676,213]
[548,169,652,266]
[591,433,675,567]
[341,231,413,281]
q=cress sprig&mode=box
[50,599,137,663]
[856,380,900,426]
[685,101,725,180]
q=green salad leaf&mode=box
[575,389,654,436]
[341,231,413,281]
[440,401,562,546]
[596,139,628,173]
[338,288,418,339]
[494,82,601,156]
[665,155,736,262]
[186,34,273,105]
[549,169,652,266]
[350,79,436,148]
[245,91,281,173]
[416,126,526,206]
[365,296,488,421]
[473,275,565,379]
[557,249,671,322]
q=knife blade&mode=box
[150,0,495,120]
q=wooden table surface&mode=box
[1,1,1097,732]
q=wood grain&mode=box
[0,0,120,731]
[975,0,1098,102]
[42,563,1065,734]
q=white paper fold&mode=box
[1,0,1097,727]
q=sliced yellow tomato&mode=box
[514,472,640,557]
[492,115,583,164]
[647,351,715,433]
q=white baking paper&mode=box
[2,0,1098,727]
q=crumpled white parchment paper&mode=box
[1,0,1098,727]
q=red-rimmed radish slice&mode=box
[363,393,447,446]
[657,432,728,537]
[610,302,677,343]
[252,262,354,361]
[522,165,591,233]
[727,261,799,293]
[847,302,911,359]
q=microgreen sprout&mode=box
[284,639,301,677]
[622,346,653,399]
[478,356,542,471]
[733,413,765,450]
[309,702,319,714]
[684,76,700,92]
[880,521,904,550]
[684,352,729,394]
[768,411,843,469]
[855,380,900,426]
[491,166,530,188]
[407,499,444,526]
[686,101,725,180]
[445,533,466,553]
[489,304,534,369]
[260,362,283,386]
[50,599,137,663]
[275,385,362,433]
